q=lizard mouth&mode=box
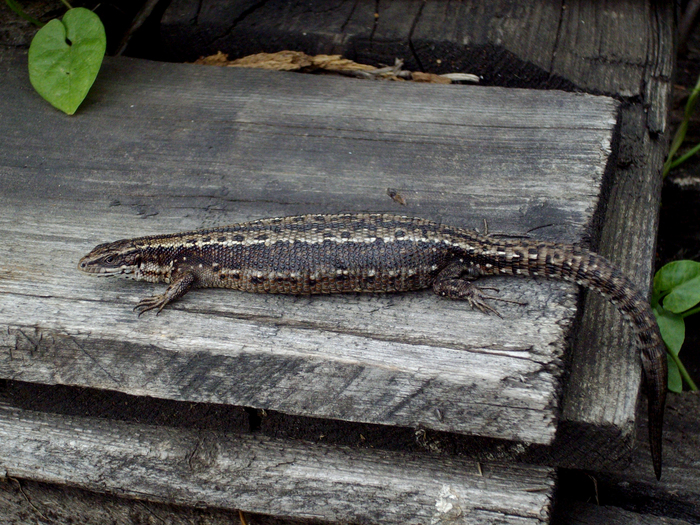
[77,259,136,276]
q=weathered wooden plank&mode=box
[0,49,617,450]
[0,403,556,524]
[551,393,700,524]
[556,501,693,525]
[0,477,261,525]
[0,285,569,444]
[531,0,674,475]
[593,392,700,523]
[155,0,674,473]
[159,0,673,116]
[555,99,672,470]
[1,57,616,239]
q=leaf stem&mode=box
[4,0,43,26]
[670,142,700,169]
[663,73,700,177]
[669,351,699,391]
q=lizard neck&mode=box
[136,259,173,283]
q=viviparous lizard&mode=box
[78,212,667,479]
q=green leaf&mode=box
[667,354,682,393]
[653,260,700,307]
[663,274,700,313]
[28,8,106,115]
[653,304,685,356]
[654,260,700,294]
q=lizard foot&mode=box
[134,294,169,316]
[433,280,527,317]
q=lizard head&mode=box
[78,239,142,277]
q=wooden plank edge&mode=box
[0,403,556,525]
[0,476,268,525]
[557,103,667,473]
[554,501,693,525]
[593,392,700,523]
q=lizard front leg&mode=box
[134,271,196,316]
[432,260,524,316]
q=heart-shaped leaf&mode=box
[28,8,106,115]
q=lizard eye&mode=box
[105,255,115,264]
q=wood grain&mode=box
[556,501,693,525]
[0,0,678,519]
[0,403,556,524]
[595,392,700,523]
[159,0,673,116]
[0,477,260,525]
[155,5,673,469]
[0,49,617,450]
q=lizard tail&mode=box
[473,241,667,479]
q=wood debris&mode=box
[193,51,478,84]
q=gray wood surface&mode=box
[0,48,620,450]
[557,502,693,525]
[156,0,675,471]
[552,392,700,525]
[0,477,262,525]
[0,0,679,521]
[555,106,669,470]
[160,0,673,131]
[0,403,556,524]
[554,18,674,470]
[596,392,700,524]
[2,392,696,525]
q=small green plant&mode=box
[657,71,700,392]
[11,0,107,115]
[652,260,700,392]
[663,74,700,176]
[5,0,43,26]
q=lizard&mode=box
[78,212,667,479]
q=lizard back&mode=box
[127,213,462,293]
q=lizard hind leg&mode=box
[432,261,525,317]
